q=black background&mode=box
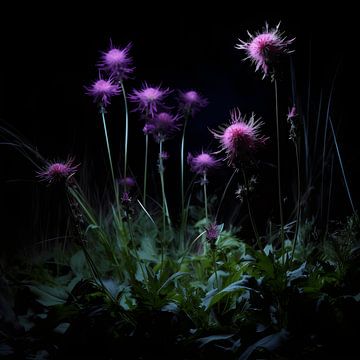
[0,3,358,253]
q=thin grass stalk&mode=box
[143,134,149,207]
[329,117,356,214]
[291,139,301,260]
[120,81,129,188]
[274,80,285,258]
[159,140,171,228]
[100,109,119,205]
[203,171,208,222]
[215,168,238,221]
[241,168,262,251]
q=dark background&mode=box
[0,3,358,254]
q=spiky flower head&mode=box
[119,177,136,188]
[178,90,208,116]
[187,151,220,174]
[37,158,79,184]
[86,78,120,107]
[235,23,294,78]
[149,112,181,141]
[211,108,267,167]
[129,83,171,117]
[99,43,134,82]
[205,223,222,249]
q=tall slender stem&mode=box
[241,168,262,251]
[203,171,208,222]
[213,250,219,290]
[100,109,118,201]
[274,80,285,258]
[180,116,189,217]
[143,134,149,207]
[215,168,238,221]
[291,140,301,260]
[120,81,129,185]
[159,140,171,227]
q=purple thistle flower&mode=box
[37,158,79,184]
[205,223,222,247]
[150,112,181,141]
[187,151,220,174]
[119,177,136,188]
[235,23,294,78]
[210,108,268,167]
[86,78,120,107]
[160,151,170,160]
[129,83,171,117]
[143,123,156,135]
[178,90,208,116]
[287,105,297,120]
[99,43,134,82]
[121,191,132,204]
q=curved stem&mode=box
[143,134,149,207]
[120,81,129,187]
[274,80,285,260]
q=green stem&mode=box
[213,250,219,290]
[241,168,262,251]
[159,140,171,228]
[203,171,208,222]
[291,140,301,260]
[143,134,149,207]
[120,81,129,187]
[100,109,118,203]
[215,168,238,221]
[180,116,189,219]
[274,80,285,261]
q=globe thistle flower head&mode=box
[86,78,120,107]
[187,151,220,174]
[235,23,294,78]
[178,90,208,116]
[119,177,136,188]
[129,83,171,117]
[150,112,181,141]
[99,43,134,82]
[37,158,79,184]
[211,108,268,167]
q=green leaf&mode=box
[197,334,235,348]
[239,329,289,360]
[158,272,190,293]
[27,285,67,307]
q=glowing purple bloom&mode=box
[129,83,171,116]
[235,23,294,78]
[178,90,208,116]
[119,177,136,188]
[86,78,120,107]
[99,43,134,82]
[150,112,181,141]
[287,106,297,120]
[187,152,220,174]
[143,123,156,135]
[37,158,79,184]
[211,108,267,166]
